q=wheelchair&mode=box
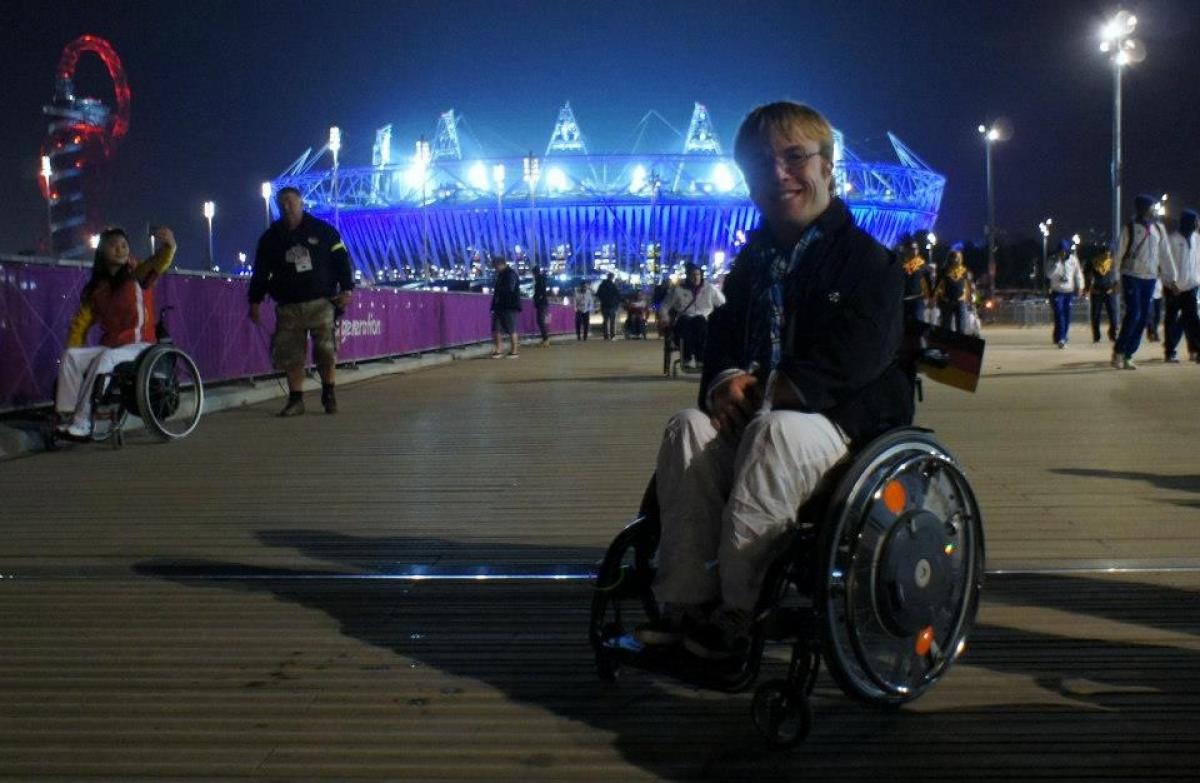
[623,303,649,340]
[84,309,204,448]
[662,315,705,377]
[588,426,984,748]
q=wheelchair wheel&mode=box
[752,679,812,748]
[135,344,204,440]
[815,428,984,707]
[589,482,662,682]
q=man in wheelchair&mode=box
[661,263,725,370]
[640,102,912,660]
[54,226,177,441]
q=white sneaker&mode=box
[1122,358,1138,370]
[685,358,698,370]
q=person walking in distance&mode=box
[1163,209,1200,363]
[532,265,551,346]
[596,272,622,340]
[1112,194,1174,370]
[1086,249,1120,344]
[489,255,522,358]
[249,187,353,416]
[1046,239,1085,348]
[573,282,594,340]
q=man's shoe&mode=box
[1057,340,1066,349]
[1111,353,1123,369]
[279,398,305,417]
[489,352,504,359]
[683,606,752,661]
[1122,357,1138,370]
[54,427,92,444]
[321,389,338,414]
[1165,354,1181,364]
[634,604,703,647]
[506,352,519,359]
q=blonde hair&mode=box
[733,102,835,167]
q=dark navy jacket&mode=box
[700,198,913,445]
[250,214,353,305]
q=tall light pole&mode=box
[1100,11,1143,250]
[978,123,1004,293]
[415,136,432,276]
[40,155,54,254]
[492,163,506,258]
[260,181,273,228]
[926,231,938,269]
[523,151,541,269]
[203,200,216,270]
[328,126,342,228]
[1038,218,1053,293]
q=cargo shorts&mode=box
[272,298,336,371]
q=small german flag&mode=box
[905,323,985,393]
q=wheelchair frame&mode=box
[589,426,984,748]
[82,311,205,448]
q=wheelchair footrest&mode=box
[598,632,761,693]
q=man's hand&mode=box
[709,373,761,436]
[249,301,261,325]
[153,226,176,250]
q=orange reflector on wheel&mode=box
[915,625,934,656]
[882,480,907,514]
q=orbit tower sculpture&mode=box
[39,35,131,258]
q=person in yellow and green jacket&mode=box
[934,245,972,333]
[55,225,177,440]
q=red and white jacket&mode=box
[66,246,176,348]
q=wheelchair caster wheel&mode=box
[752,679,812,749]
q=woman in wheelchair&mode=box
[638,102,914,661]
[54,226,177,441]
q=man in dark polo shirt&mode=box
[489,255,522,358]
[249,186,354,416]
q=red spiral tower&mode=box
[40,35,131,257]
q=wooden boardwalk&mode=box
[1,329,1198,778]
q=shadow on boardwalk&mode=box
[134,530,1200,779]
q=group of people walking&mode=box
[901,240,976,335]
[1039,194,1200,369]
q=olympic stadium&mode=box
[271,103,945,282]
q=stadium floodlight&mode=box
[492,164,506,192]
[978,122,1007,294]
[1099,10,1144,251]
[545,166,567,193]
[89,234,100,249]
[40,155,54,249]
[328,126,342,156]
[203,201,216,268]
[712,162,736,193]
[260,182,272,228]
[629,164,647,194]
[467,161,489,191]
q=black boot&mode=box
[321,384,337,414]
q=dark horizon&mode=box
[1,0,1196,269]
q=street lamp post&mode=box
[203,201,216,270]
[415,136,432,276]
[260,182,273,228]
[492,163,506,258]
[523,151,541,268]
[1100,11,1143,250]
[1038,218,1053,293]
[40,155,54,254]
[978,123,1004,294]
[927,231,938,270]
[328,126,342,228]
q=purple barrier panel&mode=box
[0,260,571,410]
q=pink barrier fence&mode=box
[0,260,571,411]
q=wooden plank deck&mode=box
[1,329,1198,778]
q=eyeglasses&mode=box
[742,149,823,177]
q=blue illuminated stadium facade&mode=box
[272,103,945,281]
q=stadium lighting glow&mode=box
[203,201,215,220]
[713,250,726,267]
[492,163,506,192]
[712,162,736,193]
[328,126,342,155]
[467,161,489,191]
[89,234,100,249]
[629,164,647,194]
[545,166,567,192]
[404,161,426,189]
[40,155,52,180]
[260,182,271,200]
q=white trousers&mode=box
[653,408,849,612]
[55,343,149,434]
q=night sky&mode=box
[1,0,1196,269]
